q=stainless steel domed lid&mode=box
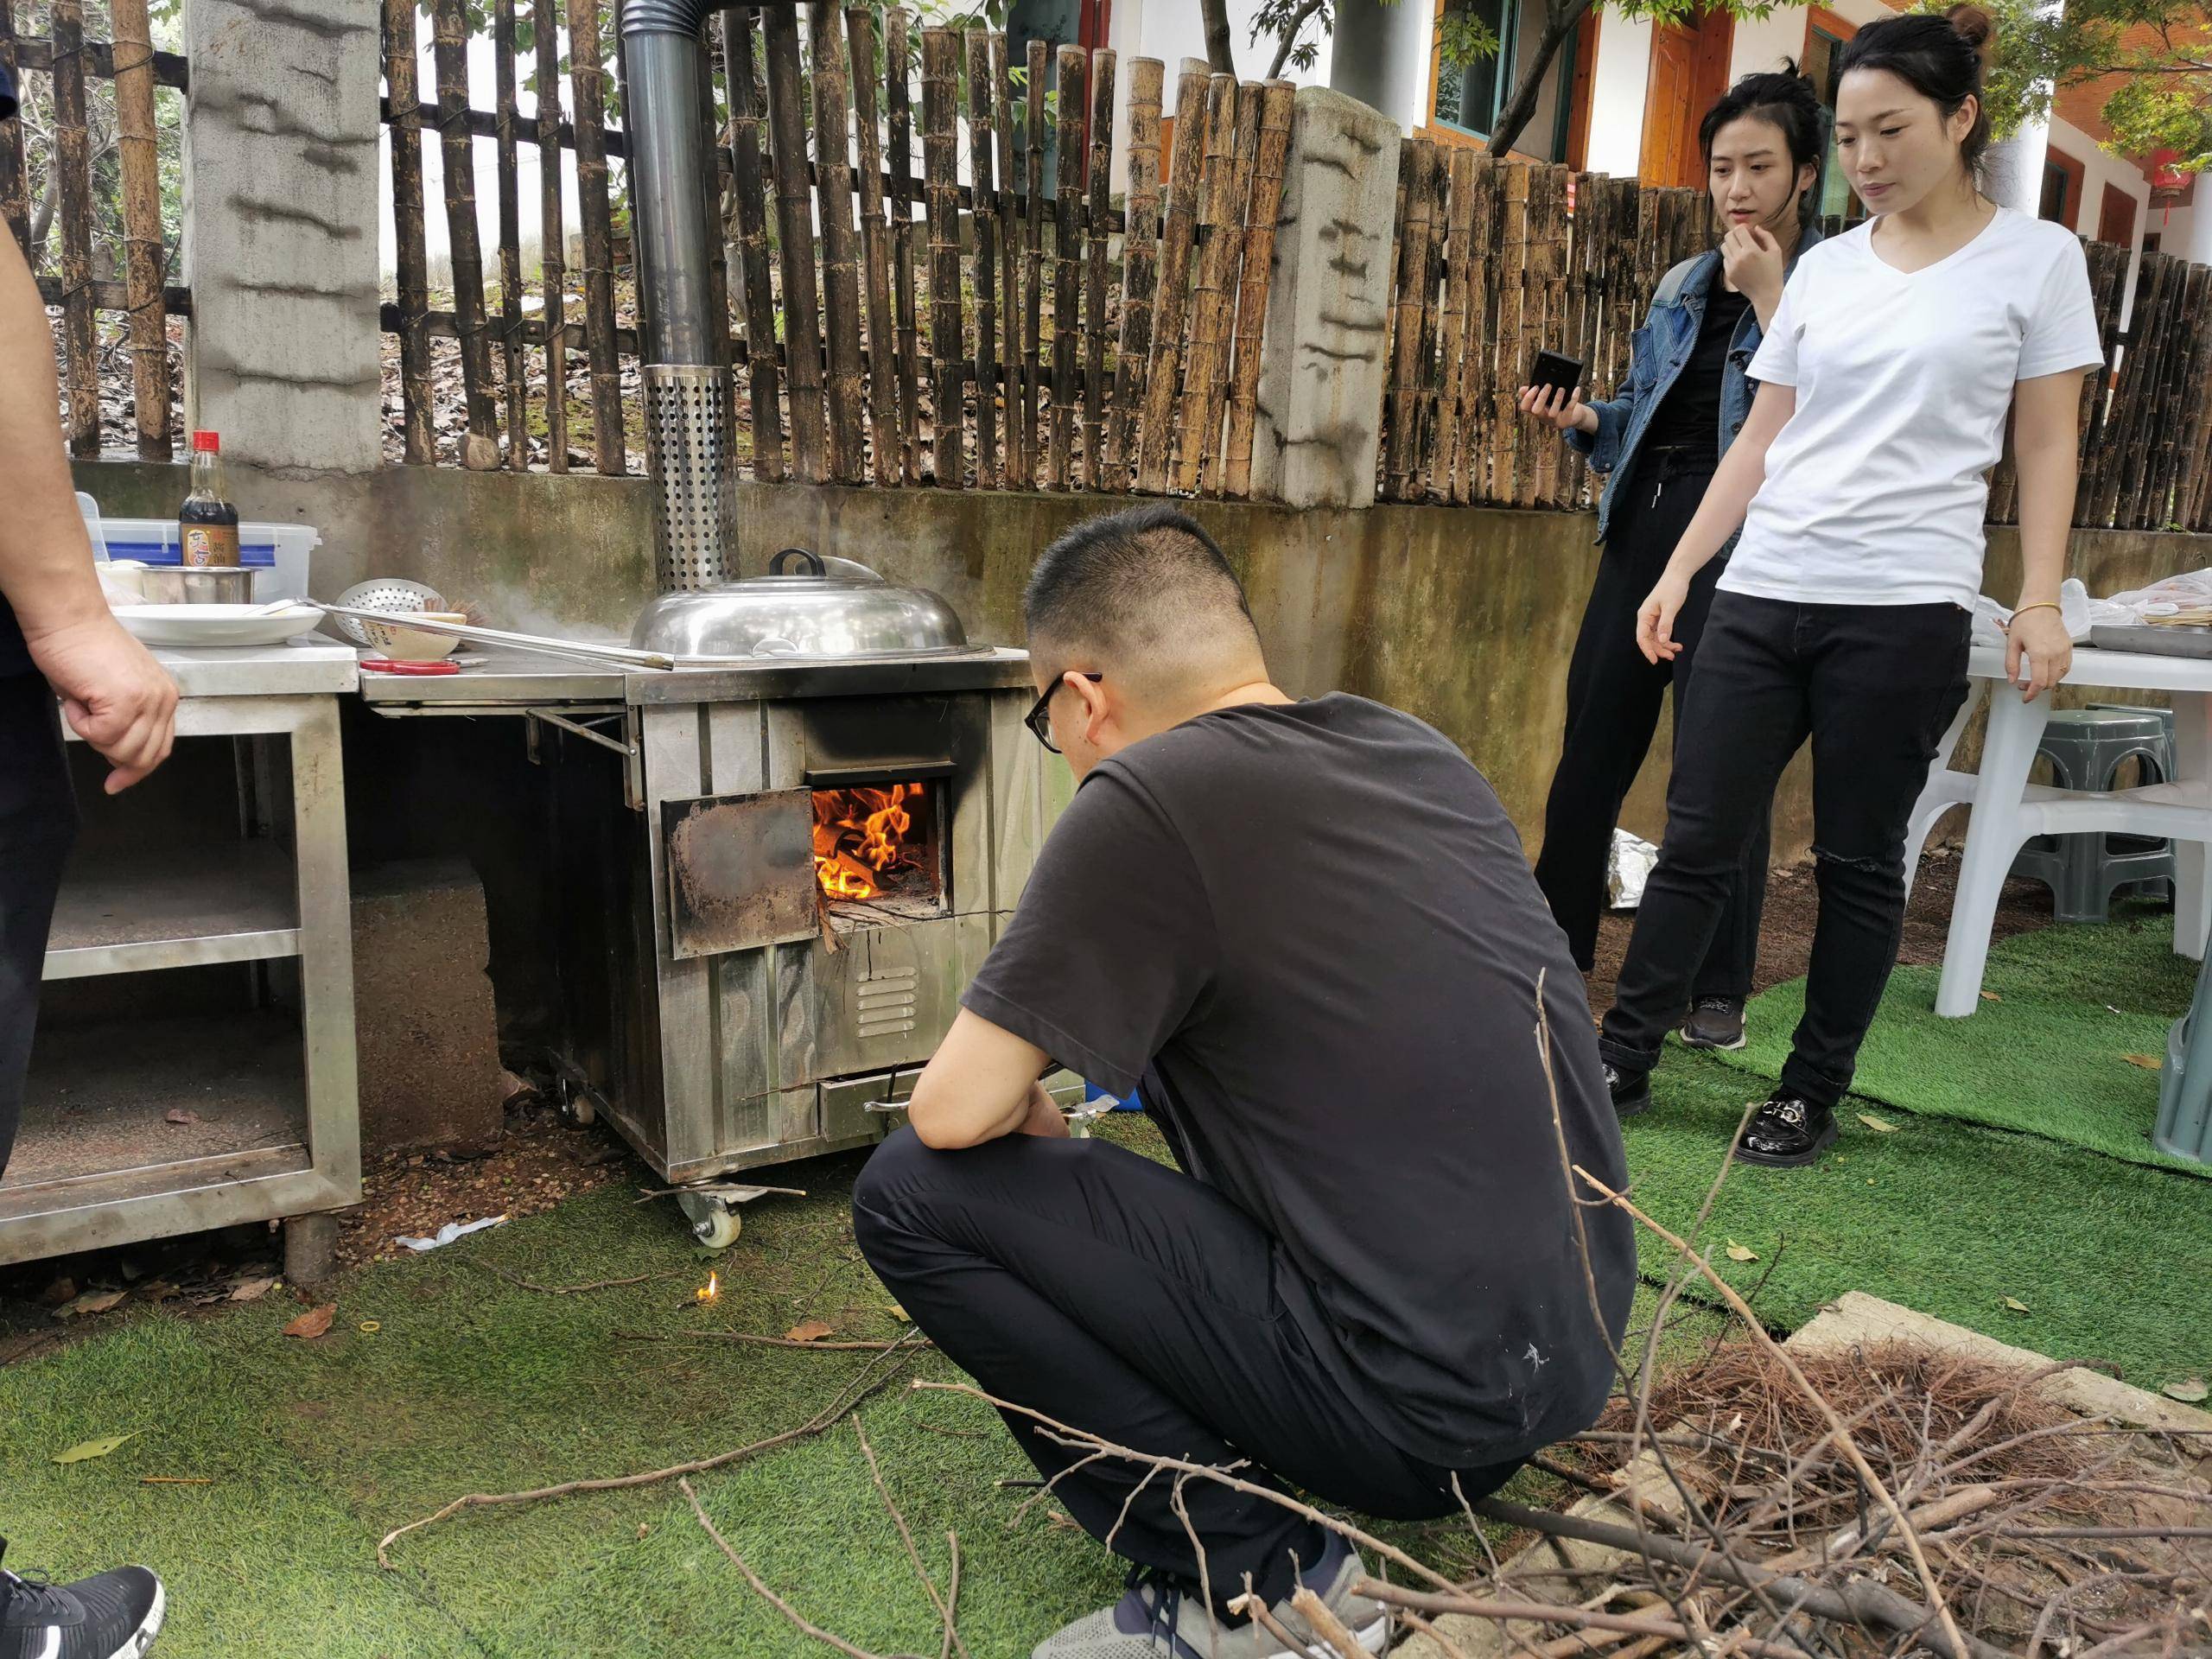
[629,549,969,660]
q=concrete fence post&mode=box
[182,0,385,473]
[1249,88,1402,511]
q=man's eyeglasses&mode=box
[1023,672,1103,753]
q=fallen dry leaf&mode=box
[2160,1376,2208,1403]
[886,1303,909,1323]
[1980,990,2001,1003]
[1724,1242,1758,1263]
[2000,1296,2031,1313]
[229,1276,279,1304]
[57,1289,126,1319]
[785,1319,835,1344]
[1855,1111,1899,1134]
[163,1109,200,1126]
[283,1304,336,1340]
[54,1432,137,1465]
[2121,1054,2163,1071]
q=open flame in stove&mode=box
[812,785,922,901]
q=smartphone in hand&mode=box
[1528,349,1585,397]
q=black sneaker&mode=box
[1605,1063,1651,1118]
[1735,1096,1837,1168]
[0,1536,164,1659]
[1680,996,1746,1052]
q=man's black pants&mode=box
[1599,593,1971,1107]
[1534,452,1768,992]
[852,1128,1521,1615]
[0,671,74,1177]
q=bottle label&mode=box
[181,524,240,567]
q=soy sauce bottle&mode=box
[180,429,240,567]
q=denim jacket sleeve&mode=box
[1562,298,1659,475]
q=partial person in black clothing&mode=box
[852,505,1635,1659]
[0,60,177,1659]
[1516,67,1828,1052]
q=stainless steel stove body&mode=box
[363,649,1071,1196]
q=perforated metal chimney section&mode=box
[621,0,749,590]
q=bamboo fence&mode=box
[0,0,187,459]
[365,3,2211,531]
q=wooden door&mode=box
[1642,7,1735,188]
[2097,183,2139,250]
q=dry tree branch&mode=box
[854,1416,971,1659]
[472,1262,687,1294]
[681,1476,929,1659]
[1569,1162,1977,1659]
[1352,1580,1814,1659]
[1235,1574,1338,1659]
[377,1331,925,1567]
[939,1532,962,1659]
[619,1329,931,1352]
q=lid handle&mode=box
[769,547,826,577]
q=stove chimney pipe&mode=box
[621,0,765,593]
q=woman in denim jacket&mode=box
[1518,67,1825,1052]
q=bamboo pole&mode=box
[493,0,527,467]
[50,0,98,456]
[1414,149,1452,499]
[1219,77,1287,498]
[1195,77,1259,496]
[1455,156,1497,505]
[1173,74,1240,495]
[535,0,569,472]
[385,0,435,463]
[696,38,729,378]
[2175,264,2212,531]
[1083,48,1116,492]
[847,7,899,486]
[110,0,168,461]
[1022,39,1046,487]
[1487,161,1529,506]
[992,32,1026,487]
[810,2,866,483]
[964,28,1001,488]
[722,9,784,482]
[1382,138,1437,501]
[762,4,826,482]
[1106,56,1163,488]
[1524,164,1567,508]
[569,0,624,473]
[1049,45,1084,489]
[921,27,964,487]
[1432,149,1476,509]
[886,8,922,484]
[1135,61,1209,494]
[0,0,27,255]
[431,0,501,469]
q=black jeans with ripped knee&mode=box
[1599,592,1971,1108]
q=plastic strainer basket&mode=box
[331,577,448,646]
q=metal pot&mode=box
[139,565,257,605]
[628,549,969,660]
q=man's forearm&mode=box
[0,224,107,639]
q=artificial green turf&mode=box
[1704,905,2209,1175]
[1622,1046,2212,1391]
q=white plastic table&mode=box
[1920,644,2212,1018]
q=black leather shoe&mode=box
[1735,1096,1837,1167]
[1680,996,1746,1052]
[1605,1064,1651,1118]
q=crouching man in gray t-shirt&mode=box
[853,504,1635,1659]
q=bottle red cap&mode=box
[191,429,220,453]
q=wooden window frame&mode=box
[1427,0,1522,146]
[2041,145,2087,231]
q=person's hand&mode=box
[2005,605,2072,701]
[1636,575,1692,664]
[1015,1081,1070,1139]
[1720,223,1786,313]
[1516,384,1595,437]
[26,613,178,792]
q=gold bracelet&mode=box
[2010,601,2063,621]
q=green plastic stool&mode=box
[2157,947,2212,1164]
[2010,705,2176,923]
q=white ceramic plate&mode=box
[112,603,327,649]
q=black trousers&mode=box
[1599,593,1971,1107]
[1535,452,1768,993]
[852,1128,1521,1615]
[0,671,75,1177]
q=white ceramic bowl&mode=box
[359,612,467,662]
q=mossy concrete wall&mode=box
[76,460,2212,863]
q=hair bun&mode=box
[1944,3,1995,62]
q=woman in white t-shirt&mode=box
[1597,3,2105,1167]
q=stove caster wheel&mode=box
[553,1076,596,1128]
[677,1191,742,1251]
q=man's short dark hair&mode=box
[1022,505,1257,676]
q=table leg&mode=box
[1904,678,1988,903]
[291,697,362,1198]
[2174,691,2209,962]
[1936,680,2052,1017]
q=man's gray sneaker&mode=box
[1033,1534,1386,1659]
[1679,996,1746,1052]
